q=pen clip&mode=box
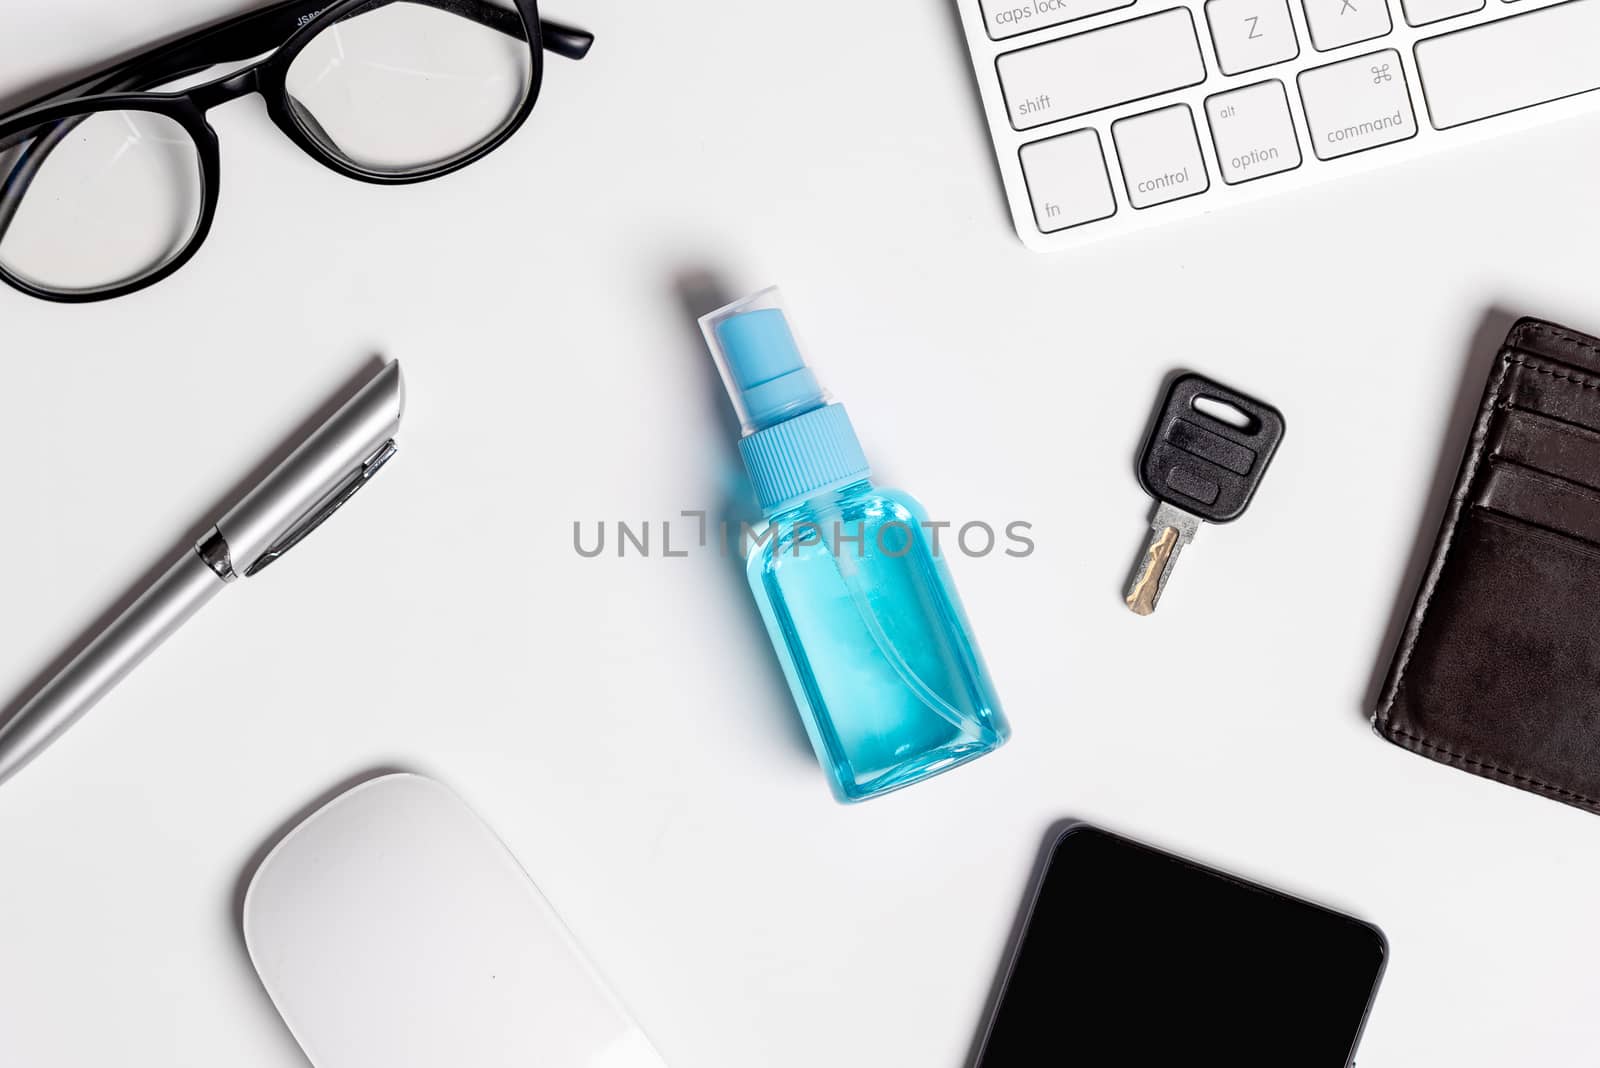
[243,439,398,577]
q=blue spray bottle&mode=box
[700,288,1010,803]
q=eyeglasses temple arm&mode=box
[4,0,593,120]
[363,1,592,59]
[5,2,311,117]
[0,1,592,240]
[537,18,595,60]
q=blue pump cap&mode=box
[714,308,824,433]
[700,287,871,513]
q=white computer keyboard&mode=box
[956,0,1600,249]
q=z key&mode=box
[1125,373,1285,615]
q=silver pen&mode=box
[0,362,405,788]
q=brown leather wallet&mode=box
[1375,317,1600,814]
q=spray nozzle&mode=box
[701,288,828,436]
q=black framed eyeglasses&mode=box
[0,0,592,303]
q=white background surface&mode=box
[1,1,1598,1065]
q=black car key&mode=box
[1124,373,1285,615]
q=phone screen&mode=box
[976,825,1386,1066]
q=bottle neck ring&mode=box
[739,403,870,514]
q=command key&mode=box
[1298,49,1417,160]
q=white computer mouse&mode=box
[242,772,667,1068]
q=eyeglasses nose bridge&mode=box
[189,67,263,111]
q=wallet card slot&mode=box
[1490,408,1600,494]
[1474,460,1600,551]
[1503,358,1600,436]
[1470,508,1600,565]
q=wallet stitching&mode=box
[1505,356,1600,391]
[1380,320,1600,807]
[1386,727,1600,806]
[1516,321,1600,358]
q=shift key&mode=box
[997,9,1207,130]
[1297,50,1418,160]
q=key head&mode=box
[1137,373,1285,523]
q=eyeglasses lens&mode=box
[284,0,536,175]
[0,110,204,295]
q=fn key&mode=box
[1124,373,1285,615]
[1019,129,1116,233]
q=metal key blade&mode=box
[1124,502,1201,616]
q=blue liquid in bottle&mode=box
[703,289,1010,802]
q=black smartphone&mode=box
[975,824,1387,1067]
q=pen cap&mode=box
[699,288,868,513]
[218,363,405,573]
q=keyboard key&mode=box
[1302,0,1393,49]
[978,0,1136,40]
[1298,49,1417,158]
[1205,80,1302,183]
[1019,129,1117,231]
[1399,0,1483,25]
[1112,105,1210,207]
[1206,0,1300,75]
[997,9,1207,130]
[1415,0,1600,129]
